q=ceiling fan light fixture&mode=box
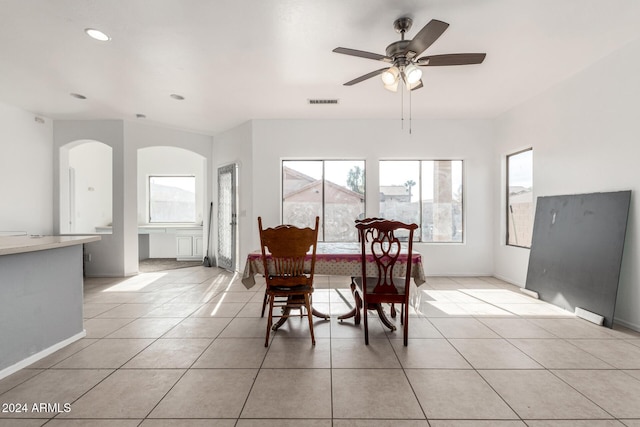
[381,66,399,85]
[383,79,399,92]
[408,80,422,91]
[405,64,422,84]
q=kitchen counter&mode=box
[0,234,100,379]
[0,234,101,255]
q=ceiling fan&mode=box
[333,17,486,92]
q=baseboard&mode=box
[0,330,86,381]
[612,316,640,333]
[492,273,524,287]
[426,273,496,278]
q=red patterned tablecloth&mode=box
[241,242,425,288]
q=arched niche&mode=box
[137,146,207,260]
[59,140,113,234]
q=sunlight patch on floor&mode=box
[102,272,167,292]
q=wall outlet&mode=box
[84,253,92,262]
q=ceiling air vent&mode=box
[308,99,339,105]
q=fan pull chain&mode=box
[409,86,412,134]
[400,86,404,130]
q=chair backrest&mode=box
[356,219,418,295]
[355,217,385,242]
[258,216,319,287]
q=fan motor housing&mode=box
[386,40,411,61]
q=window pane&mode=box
[282,160,365,242]
[324,160,365,242]
[507,149,533,247]
[379,160,421,226]
[149,176,196,223]
[380,160,463,243]
[422,160,463,243]
[283,160,323,230]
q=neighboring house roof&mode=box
[508,186,531,195]
[509,190,533,204]
[284,179,364,202]
[151,184,195,202]
[283,166,316,184]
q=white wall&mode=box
[127,121,213,263]
[494,38,640,329]
[242,118,496,276]
[54,120,128,276]
[213,121,253,270]
[0,103,52,235]
[53,120,213,276]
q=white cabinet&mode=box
[176,228,203,261]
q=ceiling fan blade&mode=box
[343,67,389,86]
[417,53,486,66]
[333,47,390,62]
[404,19,449,58]
[410,80,424,91]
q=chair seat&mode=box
[353,276,407,296]
[267,284,312,293]
[266,275,311,292]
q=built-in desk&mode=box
[0,235,100,379]
[94,225,204,261]
[134,225,203,261]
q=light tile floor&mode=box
[2,267,640,426]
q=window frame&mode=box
[506,148,533,248]
[379,159,464,244]
[281,159,366,242]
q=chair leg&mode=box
[363,305,369,345]
[403,304,409,346]
[265,295,273,347]
[261,291,267,318]
[304,294,315,346]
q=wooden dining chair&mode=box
[355,217,404,320]
[258,216,319,347]
[355,217,384,242]
[353,218,418,346]
[340,217,393,326]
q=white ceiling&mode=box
[1,0,640,136]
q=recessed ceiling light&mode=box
[170,94,185,100]
[70,93,87,99]
[84,28,111,41]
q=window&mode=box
[379,160,463,243]
[282,160,365,242]
[149,176,196,223]
[506,149,533,247]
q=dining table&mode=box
[241,242,426,331]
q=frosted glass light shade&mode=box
[405,64,422,84]
[384,79,399,92]
[381,66,399,85]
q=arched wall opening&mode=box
[59,140,113,235]
[137,146,207,261]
